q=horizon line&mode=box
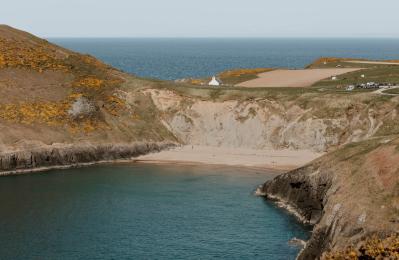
[46,36,399,39]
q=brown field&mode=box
[237,68,361,88]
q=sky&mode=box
[2,0,399,38]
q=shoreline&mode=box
[0,145,323,176]
[0,142,176,177]
[134,159,286,173]
[136,145,323,171]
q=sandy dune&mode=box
[345,60,399,65]
[237,68,361,88]
[135,145,323,170]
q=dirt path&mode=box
[373,86,399,96]
[237,68,361,88]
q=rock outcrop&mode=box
[260,137,399,259]
[0,142,175,175]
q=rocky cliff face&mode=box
[0,142,175,175]
[261,137,399,259]
[145,89,398,152]
[142,88,399,258]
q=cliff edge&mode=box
[261,137,399,259]
[0,25,177,173]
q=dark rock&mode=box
[0,142,176,175]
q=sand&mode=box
[237,68,361,88]
[135,145,323,170]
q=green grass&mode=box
[383,88,399,95]
[217,68,274,85]
[309,60,399,87]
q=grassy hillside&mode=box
[309,57,399,87]
[0,25,398,258]
[0,25,175,146]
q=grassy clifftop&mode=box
[0,25,175,149]
[0,25,398,257]
[309,57,399,87]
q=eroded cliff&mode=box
[144,88,399,153]
[261,137,399,259]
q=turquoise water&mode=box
[0,164,309,259]
[51,38,399,80]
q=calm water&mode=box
[0,164,309,259]
[51,38,399,80]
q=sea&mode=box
[51,38,399,80]
[4,38,399,259]
[0,164,310,259]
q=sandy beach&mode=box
[237,68,361,88]
[135,145,323,170]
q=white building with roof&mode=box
[208,76,221,86]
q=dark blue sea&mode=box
[51,38,399,80]
[0,164,310,259]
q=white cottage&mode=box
[208,76,221,86]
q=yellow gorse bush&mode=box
[0,39,70,71]
[73,77,104,89]
[324,234,399,259]
[0,102,69,125]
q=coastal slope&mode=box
[260,137,399,259]
[0,25,177,173]
[1,25,398,258]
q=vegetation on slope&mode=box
[0,25,174,142]
[309,57,399,87]
[181,68,273,86]
[325,234,399,259]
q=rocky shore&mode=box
[260,163,333,259]
[260,137,399,259]
[0,142,176,175]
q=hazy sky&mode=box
[2,0,399,38]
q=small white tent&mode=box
[209,76,220,86]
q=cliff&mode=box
[140,87,399,258]
[0,25,177,172]
[1,25,398,258]
[261,137,399,259]
[144,88,399,153]
[0,142,174,175]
